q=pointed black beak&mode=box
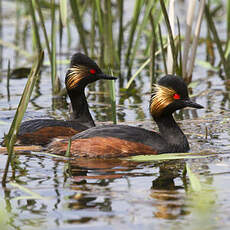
[184,99,204,109]
[97,73,117,80]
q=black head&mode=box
[65,53,116,91]
[150,75,203,117]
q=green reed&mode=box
[29,0,42,53]
[128,0,156,74]
[2,1,229,83]
[158,24,167,75]
[117,0,124,63]
[149,13,157,86]
[95,0,104,63]
[109,76,117,124]
[51,0,58,94]
[227,0,230,60]
[2,51,44,186]
[104,0,116,67]
[205,3,230,79]
[6,61,10,102]
[159,0,178,75]
[125,0,144,66]
[34,0,52,62]
[90,0,96,57]
[60,0,67,27]
[70,0,88,55]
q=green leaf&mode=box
[126,152,216,162]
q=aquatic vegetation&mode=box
[0,1,229,229]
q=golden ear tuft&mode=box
[66,65,89,90]
[150,84,176,116]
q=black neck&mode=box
[154,114,189,153]
[68,87,95,128]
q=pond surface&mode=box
[0,1,230,229]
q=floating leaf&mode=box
[126,152,216,162]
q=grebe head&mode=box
[150,75,203,117]
[65,53,116,91]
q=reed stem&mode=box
[187,0,205,81]
[205,4,230,79]
[125,0,144,65]
[182,0,196,78]
[2,51,44,186]
[159,0,178,74]
[51,0,58,94]
[70,0,88,55]
[29,0,42,52]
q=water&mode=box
[0,1,230,229]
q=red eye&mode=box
[173,93,180,100]
[90,69,96,74]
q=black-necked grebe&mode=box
[17,53,116,145]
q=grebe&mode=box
[17,53,116,145]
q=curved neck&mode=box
[68,88,95,128]
[154,114,189,153]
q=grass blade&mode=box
[125,44,168,89]
[60,0,67,26]
[128,0,154,72]
[158,24,168,75]
[205,4,230,79]
[10,182,48,200]
[117,0,124,63]
[125,0,144,65]
[2,51,44,186]
[166,0,175,74]
[109,77,117,124]
[29,0,42,52]
[126,152,216,162]
[34,0,52,63]
[90,0,96,57]
[95,0,104,63]
[159,0,178,74]
[51,0,58,94]
[70,0,88,55]
[149,13,157,86]
[104,0,117,67]
[227,0,230,45]
[7,60,10,102]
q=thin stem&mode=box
[70,0,88,55]
[182,0,196,78]
[187,0,205,82]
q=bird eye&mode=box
[173,93,180,100]
[90,69,96,74]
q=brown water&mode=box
[0,1,230,229]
